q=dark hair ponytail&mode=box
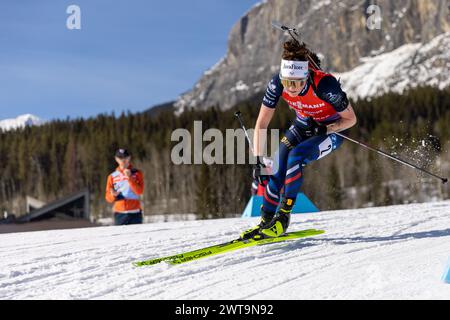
[282,39,321,69]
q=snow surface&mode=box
[1,201,450,300]
[0,114,45,131]
[97,213,197,226]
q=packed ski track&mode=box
[1,201,449,299]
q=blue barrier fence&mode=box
[242,193,319,217]
[443,256,450,284]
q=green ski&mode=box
[133,229,324,267]
[132,238,245,267]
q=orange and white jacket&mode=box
[105,165,144,213]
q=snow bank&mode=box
[0,201,449,299]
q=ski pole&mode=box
[335,132,448,184]
[234,111,255,154]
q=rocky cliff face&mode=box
[174,0,450,113]
[337,32,450,100]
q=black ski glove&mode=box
[252,157,270,185]
[299,117,328,138]
[115,193,125,201]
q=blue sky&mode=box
[0,0,260,120]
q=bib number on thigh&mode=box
[317,136,333,160]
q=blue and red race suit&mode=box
[262,69,349,122]
[260,69,350,212]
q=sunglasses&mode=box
[280,76,307,88]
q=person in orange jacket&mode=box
[105,148,144,225]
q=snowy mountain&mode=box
[174,0,450,113]
[0,114,45,131]
[337,32,450,100]
[1,200,449,299]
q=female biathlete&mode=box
[240,40,357,239]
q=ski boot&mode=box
[260,197,294,238]
[240,206,275,240]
